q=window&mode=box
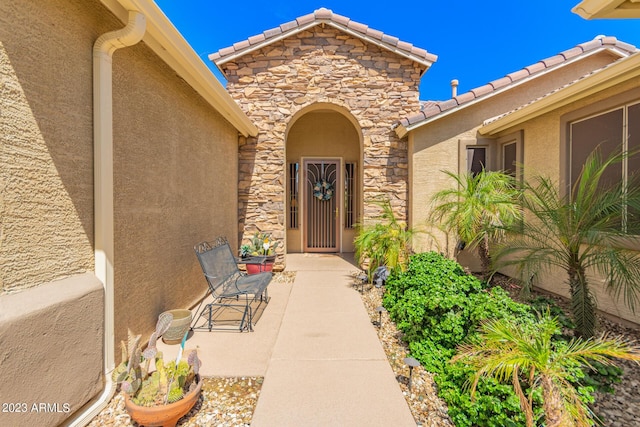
[288,163,299,229]
[570,108,623,190]
[502,142,517,177]
[345,163,356,229]
[568,101,640,230]
[466,147,487,175]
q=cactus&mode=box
[112,315,200,408]
[167,381,185,403]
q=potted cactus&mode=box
[112,312,203,427]
[242,231,279,274]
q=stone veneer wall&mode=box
[220,26,425,262]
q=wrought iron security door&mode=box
[304,160,339,252]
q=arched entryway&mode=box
[285,104,362,253]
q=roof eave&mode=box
[573,0,640,19]
[479,53,640,136]
[401,47,630,135]
[211,19,436,72]
[394,123,409,139]
[101,0,258,137]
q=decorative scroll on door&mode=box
[304,160,339,252]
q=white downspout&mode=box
[65,10,146,427]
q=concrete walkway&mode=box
[158,253,415,426]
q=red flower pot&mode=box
[246,262,274,274]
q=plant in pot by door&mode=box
[113,312,203,427]
[242,231,279,274]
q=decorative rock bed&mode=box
[89,269,640,426]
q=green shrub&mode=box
[384,252,598,426]
[384,252,533,373]
[436,362,537,427]
[383,252,617,426]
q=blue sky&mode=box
[154,0,640,101]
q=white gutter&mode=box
[64,10,146,427]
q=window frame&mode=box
[561,89,640,238]
[560,87,640,197]
[497,131,524,183]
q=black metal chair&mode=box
[192,237,272,332]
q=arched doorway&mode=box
[285,105,362,253]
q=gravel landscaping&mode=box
[357,271,640,426]
[89,269,640,426]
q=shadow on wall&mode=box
[0,1,123,293]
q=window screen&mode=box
[467,147,486,175]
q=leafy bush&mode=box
[436,362,538,427]
[384,252,533,372]
[382,252,609,427]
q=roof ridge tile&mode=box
[332,13,350,26]
[210,8,437,67]
[366,27,384,40]
[263,27,282,39]
[314,7,332,20]
[280,20,299,33]
[296,13,315,26]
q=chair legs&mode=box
[191,299,252,332]
[191,291,270,332]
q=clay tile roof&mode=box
[397,36,637,131]
[419,100,438,110]
[524,61,546,75]
[482,56,635,128]
[296,13,315,26]
[489,76,512,90]
[541,54,565,68]
[209,8,437,69]
[405,111,428,125]
[470,84,493,98]
[366,28,383,40]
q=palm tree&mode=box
[430,169,521,280]
[354,197,416,279]
[454,313,640,427]
[494,149,640,337]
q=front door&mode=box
[304,159,339,252]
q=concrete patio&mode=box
[157,253,416,426]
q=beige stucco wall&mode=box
[0,1,110,422]
[491,77,640,325]
[1,0,244,423]
[0,0,103,294]
[220,25,425,260]
[112,42,240,346]
[0,274,103,427]
[410,51,622,256]
[286,110,361,252]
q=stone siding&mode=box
[220,26,425,261]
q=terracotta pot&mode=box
[124,376,203,427]
[246,262,274,274]
[245,255,275,275]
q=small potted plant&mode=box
[242,231,279,274]
[239,244,252,259]
[112,312,203,427]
